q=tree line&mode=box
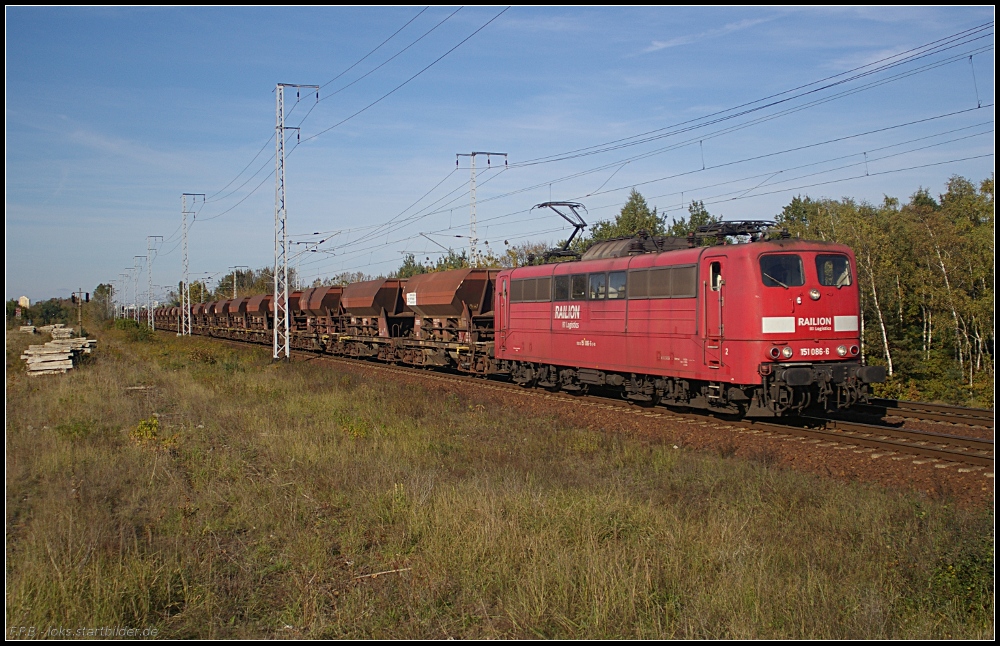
[383,178,994,406]
[774,176,993,407]
[80,175,989,407]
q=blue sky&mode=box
[6,6,995,302]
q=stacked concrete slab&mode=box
[21,338,97,376]
[37,324,76,340]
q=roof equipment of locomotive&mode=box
[532,202,588,261]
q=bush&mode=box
[114,318,154,342]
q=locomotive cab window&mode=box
[554,275,570,301]
[571,274,587,300]
[710,262,722,291]
[607,271,626,299]
[816,254,852,288]
[760,254,804,288]
[588,273,606,300]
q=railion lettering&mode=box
[798,317,832,327]
[554,305,581,320]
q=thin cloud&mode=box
[824,46,911,71]
[645,17,772,52]
[66,128,191,172]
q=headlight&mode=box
[781,346,794,359]
[837,345,847,357]
[769,347,781,359]
[809,289,821,301]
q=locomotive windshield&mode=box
[815,254,852,287]
[760,254,804,288]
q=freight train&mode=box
[154,220,885,417]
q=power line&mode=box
[205,134,275,202]
[571,115,995,203]
[188,8,508,228]
[361,101,994,236]
[319,8,460,103]
[321,7,430,90]
[198,10,431,207]
[292,7,432,127]
[298,7,510,145]
[157,17,993,288]
[188,21,990,233]
[659,154,995,215]
[429,124,993,236]
[513,21,993,167]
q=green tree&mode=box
[434,249,469,271]
[395,249,470,277]
[6,299,20,327]
[665,199,720,237]
[325,271,374,286]
[588,189,664,244]
[28,299,72,326]
[91,283,114,322]
[771,175,994,406]
[395,254,428,278]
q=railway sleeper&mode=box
[178,328,877,420]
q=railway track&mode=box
[197,334,994,473]
[774,417,994,468]
[859,398,994,428]
[279,347,994,473]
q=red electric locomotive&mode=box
[493,221,885,417]
[155,219,885,418]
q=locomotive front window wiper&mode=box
[762,272,788,289]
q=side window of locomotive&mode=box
[648,268,671,298]
[815,254,852,288]
[760,254,805,288]
[607,271,627,299]
[510,279,524,303]
[554,275,570,301]
[571,274,587,300]
[512,277,552,302]
[535,277,552,302]
[521,279,536,302]
[672,265,697,297]
[588,273,606,300]
[627,269,648,299]
[710,262,722,291]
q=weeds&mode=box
[5,329,993,639]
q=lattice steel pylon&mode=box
[146,235,162,330]
[133,256,146,323]
[181,193,204,335]
[457,152,506,265]
[273,82,318,361]
[119,273,128,319]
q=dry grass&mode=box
[5,327,993,638]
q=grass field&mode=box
[5,327,994,638]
